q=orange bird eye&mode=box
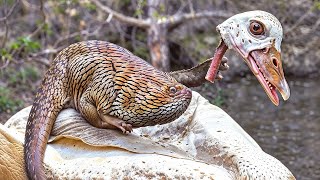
[249,21,264,35]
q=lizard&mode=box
[24,10,291,179]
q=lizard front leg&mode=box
[97,110,133,134]
[79,90,132,133]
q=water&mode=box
[221,76,320,180]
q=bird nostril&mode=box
[272,58,278,67]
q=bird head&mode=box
[215,10,290,106]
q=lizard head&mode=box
[141,73,192,124]
[117,66,192,127]
[216,10,290,106]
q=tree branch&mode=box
[285,8,313,35]
[90,0,150,29]
[27,0,46,39]
[0,0,20,22]
[53,17,111,50]
[0,0,20,48]
[166,11,233,28]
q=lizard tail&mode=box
[24,61,68,180]
[169,59,212,87]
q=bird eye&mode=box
[169,87,177,94]
[249,21,264,35]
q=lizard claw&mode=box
[97,112,133,134]
[215,56,228,80]
[216,72,224,80]
[119,122,133,134]
[219,57,229,71]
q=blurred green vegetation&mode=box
[0,87,23,114]
[211,89,225,107]
[6,66,39,89]
[0,65,39,116]
[10,37,40,53]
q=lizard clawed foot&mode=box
[219,57,229,71]
[216,72,224,80]
[213,56,229,80]
[118,122,133,134]
[98,112,133,134]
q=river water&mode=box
[216,76,320,180]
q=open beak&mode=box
[205,40,290,106]
[246,45,290,106]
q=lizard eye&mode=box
[249,21,264,35]
[169,87,177,94]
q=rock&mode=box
[1,91,295,179]
[0,123,27,179]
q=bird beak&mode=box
[245,44,290,106]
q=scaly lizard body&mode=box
[24,40,227,180]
